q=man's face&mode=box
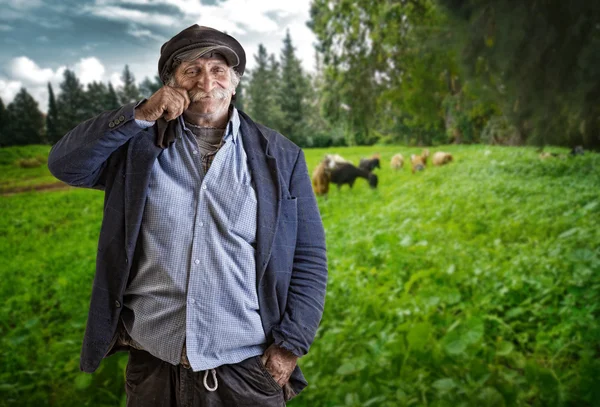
[173,54,235,120]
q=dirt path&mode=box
[1,181,72,196]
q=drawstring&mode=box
[203,369,218,391]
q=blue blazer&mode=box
[48,103,328,395]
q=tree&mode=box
[46,83,61,144]
[233,76,245,111]
[246,44,283,129]
[139,75,162,98]
[119,65,141,104]
[438,0,600,149]
[84,81,110,118]
[106,83,120,110]
[56,70,88,136]
[2,88,45,146]
[0,97,6,146]
[277,31,311,145]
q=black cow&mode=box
[330,163,378,190]
[358,157,381,172]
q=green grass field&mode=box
[1,144,599,406]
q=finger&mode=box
[174,87,191,110]
[276,371,289,387]
[164,108,178,121]
[164,98,185,121]
[168,92,187,116]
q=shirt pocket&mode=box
[228,182,257,243]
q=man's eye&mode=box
[186,69,198,75]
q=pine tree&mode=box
[56,69,88,136]
[46,83,61,143]
[119,65,141,104]
[106,83,120,110]
[247,45,273,123]
[245,45,285,131]
[234,77,245,111]
[0,97,6,146]
[139,75,162,98]
[2,88,45,146]
[277,31,310,146]
[84,81,110,118]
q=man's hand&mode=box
[134,86,190,122]
[260,344,298,387]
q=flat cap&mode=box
[158,25,246,83]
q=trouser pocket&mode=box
[208,355,284,406]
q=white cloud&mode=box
[2,56,121,112]
[84,5,179,27]
[127,27,162,41]
[88,0,317,70]
[0,24,13,31]
[0,79,22,104]
[7,56,61,86]
[109,72,124,89]
[74,57,106,85]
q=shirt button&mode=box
[194,259,200,265]
[202,184,207,190]
[199,221,204,227]
[115,300,121,308]
[192,150,198,155]
[189,298,196,304]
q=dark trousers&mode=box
[125,349,286,407]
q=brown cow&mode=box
[391,154,404,170]
[411,154,425,174]
[432,152,453,166]
[312,160,331,196]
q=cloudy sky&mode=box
[0,0,318,112]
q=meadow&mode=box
[1,144,599,406]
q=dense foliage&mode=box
[437,0,600,150]
[1,144,598,406]
[0,89,45,146]
[308,0,599,149]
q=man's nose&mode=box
[196,73,213,91]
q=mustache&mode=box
[188,87,231,102]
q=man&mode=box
[48,25,328,406]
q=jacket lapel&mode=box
[238,111,281,283]
[124,129,163,261]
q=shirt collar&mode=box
[227,107,240,144]
[178,106,240,144]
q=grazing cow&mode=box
[330,163,378,190]
[359,155,381,172]
[391,154,404,170]
[311,160,331,196]
[421,149,430,166]
[324,154,351,170]
[411,154,425,173]
[432,152,453,166]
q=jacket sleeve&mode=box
[48,102,147,190]
[270,149,328,357]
